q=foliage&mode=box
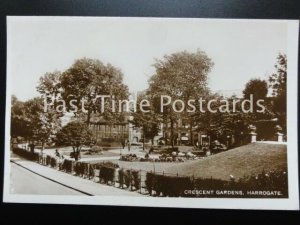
[11,96,32,139]
[268,53,287,131]
[99,165,116,184]
[131,170,140,190]
[61,159,73,173]
[131,92,160,145]
[147,50,213,147]
[145,169,288,198]
[243,78,268,100]
[118,169,141,190]
[12,147,39,161]
[60,58,129,124]
[145,172,193,197]
[11,96,61,149]
[55,121,94,160]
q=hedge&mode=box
[145,169,288,198]
[74,162,95,179]
[99,165,116,184]
[118,169,140,190]
[131,170,140,190]
[61,159,73,173]
[12,148,39,161]
[145,172,193,197]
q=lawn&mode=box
[165,142,287,181]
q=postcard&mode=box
[4,16,299,210]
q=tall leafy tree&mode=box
[243,78,268,100]
[243,78,269,119]
[24,97,61,151]
[131,92,160,149]
[36,71,63,110]
[60,58,129,124]
[147,50,213,148]
[11,95,31,140]
[11,96,61,151]
[269,53,287,131]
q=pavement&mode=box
[10,158,141,196]
[10,162,83,195]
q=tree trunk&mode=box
[170,119,174,149]
[142,130,145,151]
[41,140,45,152]
[189,120,193,146]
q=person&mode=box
[55,149,60,158]
[149,145,154,154]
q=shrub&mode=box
[74,162,85,176]
[61,159,73,173]
[50,157,57,168]
[145,172,155,195]
[46,155,51,166]
[236,169,288,197]
[101,161,119,168]
[12,148,39,161]
[99,165,116,184]
[124,170,131,188]
[131,170,140,190]
[88,163,95,179]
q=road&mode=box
[10,162,84,195]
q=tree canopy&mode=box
[147,50,214,147]
[55,121,94,160]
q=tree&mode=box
[24,97,61,151]
[11,96,61,152]
[55,121,94,160]
[243,78,268,118]
[36,71,63,110]
[243,78,268,100]
[11,96,31,140]
[147,50,213,148]
[269,53,287,131]
[60,58,129,124]
[131,92,160,149]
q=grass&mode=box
[165,142,287,181]
[116,160,177,173]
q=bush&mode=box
[236,170,288,197]
[50,157,57,168]
[119,169,141,190]
[145,172,155,195]
[124,170,131,188]
[101,161,119,168]
[46,155,51,166]
[12,148,39,161]
[131,170,140,190]
[99,165,116,184]
[61,159,73,173]
[74,162,84,176]
[88,164,95,179]
[145,172,192,197]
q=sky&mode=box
[7,17,288,101]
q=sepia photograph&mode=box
[3,16,299,210]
